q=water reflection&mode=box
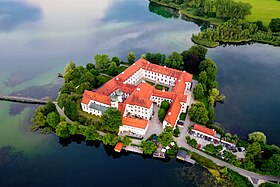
[0,1,42,31]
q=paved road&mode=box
[54,102,73,124]
[176,136,280,184]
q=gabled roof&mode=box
[164,96,181,128]
[193,124,216,136]
[122,117,149,129]
[114,142,123,152]
[125,82,154,108]
[81,90,111,105]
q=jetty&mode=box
[0,95,49,105]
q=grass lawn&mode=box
[238,0,280,26]
[155,84,169,91]
[145,80,155,86]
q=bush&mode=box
[191,152,218,169]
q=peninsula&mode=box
[149,0,280,48]
[32,47,280,186]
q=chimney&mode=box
[164,66,166,68]
[116,77,119,81]
[122,72,124,74]
[137,88,140,91]
[168,112,171,116]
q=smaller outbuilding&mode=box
[176,150,196,164]
[177,150,188,161]
[114,142,123,153]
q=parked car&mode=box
[197,144,202,150]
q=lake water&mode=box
[0,0,279,186]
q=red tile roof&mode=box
[114,142,123,152]
[193,124,216,136]
[124,82,154,108]
[81,90,111,105]
[122,117,149,129]
[164,96,181,128]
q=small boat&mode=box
[57,73,63,78]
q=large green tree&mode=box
[261,154,280,175]
[102,133,120,146]
[248,131,266,144]
[94,54,110,70]
[188,103,209,125]
[193,83,205,100]
[141,140,157,155]
[245,142,262,161]
[166,51,184,70]
[158,131,174,147]
[64,60,76,83]
[127,52,136,64]
[269,18,280,33]
[158,108,166,122]
[122,135,132,146]
[182,45,207,74]
[46,112,60,129]
[100,107,122,133]
[55,121,71,138]
[160,100,170,111]
[108,61,118,76]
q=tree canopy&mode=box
[269,18,280,33]
[100,108,122,133]
[127,52,136,64]
[141,140,157,155]
[248,131,266,144]
[193,83,205,100]
[94,54,110,70]
[182,45,207,74]
[188,103,209,125]
[166,51,184,70]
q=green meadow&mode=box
[239,0,280,25]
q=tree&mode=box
[60,82,75,94]
[108,61,118,76]
[86,63,95,70]
[102,133,120,146]
[269,18,280,32]
[193,83,204,100]
[188,103,209,125]
[122,135,132,146]
[44,101,57,115]
[243,160,255,171]
[64,100,78,121]
[32,108,47,130]
[186,136,198,148]
[166,52,184,70]
[111,56,120,66]
[94,54,110,70]
[261,154,280,175]
[100,108,122,133]
[158,131,174,147]
[174,127,180,137]
[96,75,107,87]
[182,45,207,74]
[245,142,262,161]
[248,131,266,144]
[46,112,60,129]
[208,106,216,122]
[160,100,170,111]
[141,140,157,155]
[64,60,76,83]
[198,71,208,85]
[158,108,166,122]
[55,121,70,138]
[127,52,136,64]
[69,121,79,135]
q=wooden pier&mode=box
[0,95,49,105]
